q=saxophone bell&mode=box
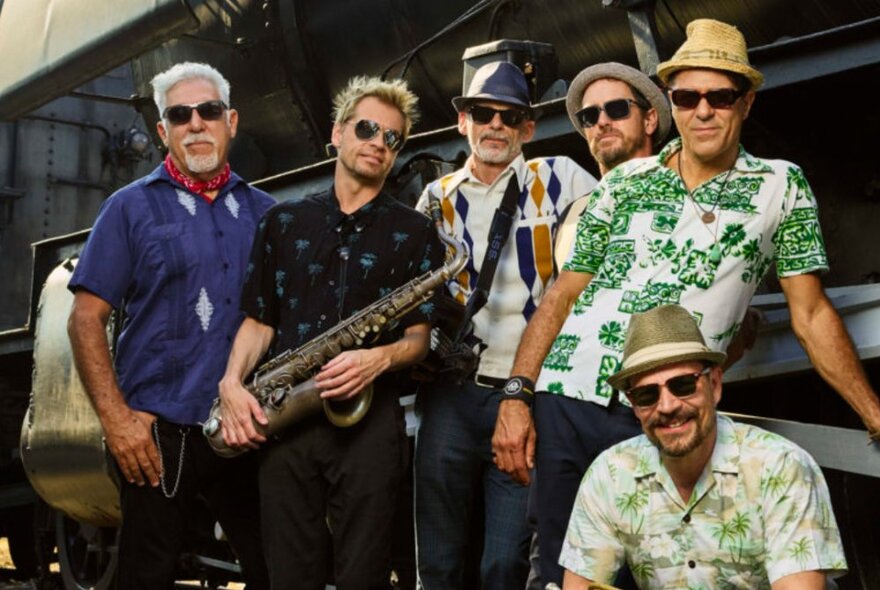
[323,384,373,428]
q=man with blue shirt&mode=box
[67,62,273,589]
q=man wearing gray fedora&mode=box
[494,18,880,589]
[549,61,672,295]
[414,60,597,589]
[560,304,847,589]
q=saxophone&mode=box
[203,206,467,457]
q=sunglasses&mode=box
[350,119,404,152]
[625,366,712,408]
[575,98,643,128]
[162,100,228,126]
[467,105,528,127]
[669,88,745,110]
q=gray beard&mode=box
[185,151,220,174]
[473,143,515,164]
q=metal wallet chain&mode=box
[152,420,188,499]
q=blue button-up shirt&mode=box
[69,164,275,424]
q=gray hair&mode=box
[151,62,231,116]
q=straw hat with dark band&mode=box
[657,19,764,90]
[565,62,671,147]
[607,304,726,392]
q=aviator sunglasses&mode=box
[669,88,745,110]
[575,98,643,128]
[162,100,228,126]
[350,119,404,152]
[467,104,528,127]
[625,366,712,408]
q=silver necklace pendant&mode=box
[701,211,716,224]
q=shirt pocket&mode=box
[143,222,197,279]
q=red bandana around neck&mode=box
[164,155,231,203]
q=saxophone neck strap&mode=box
[455,172,520,343]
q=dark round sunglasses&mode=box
[162,100,228,126]
[467,104,528,127]
[350,119,404,152]
[669,88,745,110]
[625,366,712,408]
[575,98,643,128]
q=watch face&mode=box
[504,378,523,395]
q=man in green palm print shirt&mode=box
[560,304,846,590]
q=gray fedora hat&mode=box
[566,62,671,146]
[607,304,726,392]
[452,61,532,113]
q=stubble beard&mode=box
[646,409,715,458]
[345,152,389,186]
[590,129,645,173]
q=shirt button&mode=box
[320,314,326,320]
[223,263,230,270]
[683,513,691,524]
[329,280,335,286]
[688,560,696,569]
[226,298,232,304]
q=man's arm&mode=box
[780,273,880,435]
[771,571,826,590]
[68,290,161,486]
[218,317,275,449]
[315,322,431,399]
[492,270,593,484]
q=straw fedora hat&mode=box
[606,304,726,392]
[656,19,764,90]
[566,62,671,147]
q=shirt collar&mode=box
[324,185,392,231]
[633,414,740,480]
[440,152,527,197]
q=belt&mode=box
[473,374,507,389]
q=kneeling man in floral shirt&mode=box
[560,304,846,590]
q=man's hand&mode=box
[102,408,161,487]
[723,306,764,370]
[492,399,536,485]
[316,348,387,400]
[218,376,268,450]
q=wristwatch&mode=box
[502,376,535,406]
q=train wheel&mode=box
[55,513,116,590]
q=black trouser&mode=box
[258,391,408,590]
[116,419,269,590]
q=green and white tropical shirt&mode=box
[540,139,828,404]
[559,415,847,589]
